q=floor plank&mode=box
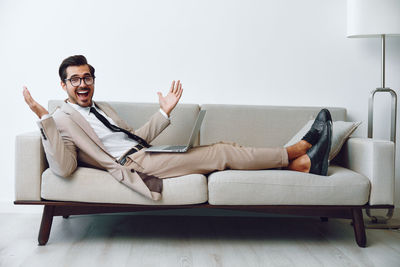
[1,213,400,267]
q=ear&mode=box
[61,80,67,91]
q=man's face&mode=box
[61,65,95,107]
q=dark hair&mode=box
[59,55,95,81]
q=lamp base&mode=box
[364,208,400,229]
[364,218,400,229]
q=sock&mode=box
[301,129,319,146]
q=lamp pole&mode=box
[382,34,385,88]
[368,34,397,143]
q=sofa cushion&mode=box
[208,165,370,205]
[41,167,208,205]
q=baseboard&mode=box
[0,200,42,214]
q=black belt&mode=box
[119,144,145,165]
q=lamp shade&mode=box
[347,0,400,38]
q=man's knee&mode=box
[212,142,228,148]
[210,142,238,153]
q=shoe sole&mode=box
[320,120,332,176]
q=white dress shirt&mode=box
[41,102,169,159]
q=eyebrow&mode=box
[69,73,91,79]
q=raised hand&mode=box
[22,86,49,119]
[157,80,183,116]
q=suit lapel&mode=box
[60,102,110,154]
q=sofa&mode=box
[14,101,395,247]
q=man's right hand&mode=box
[22,86,49,119]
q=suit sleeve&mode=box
[37,116,78,177]
[133,111,170,143]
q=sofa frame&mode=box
[14,200,394,247]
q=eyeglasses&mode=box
[65,76,95,87]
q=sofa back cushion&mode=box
[48,100,200,146]
[200,104,347,147]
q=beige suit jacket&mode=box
[37,101,170,201]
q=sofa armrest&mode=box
[15,131,48,201]
[340,137,394,205]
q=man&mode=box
[23,55,332,201]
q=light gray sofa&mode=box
[14,101,395,247]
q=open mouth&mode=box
[76,89,90,100]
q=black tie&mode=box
[89,107,150,148]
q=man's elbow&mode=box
[53,168,76,178]
[48,160,77,178]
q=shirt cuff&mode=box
[40,114,52,121]
[159,109,169,119]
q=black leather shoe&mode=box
[306,120,332,176]
[301,109,332,145]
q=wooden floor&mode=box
[1,211,400,267]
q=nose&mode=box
[79,79,88,88]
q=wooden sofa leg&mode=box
[320,217,329,222]
[38,205,55,246]
[351,208,367,247]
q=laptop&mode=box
[145,110,206,153]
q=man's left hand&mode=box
[157,80,183,117]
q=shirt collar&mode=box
[67,101,95,116]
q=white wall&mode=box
[1,0,399,211]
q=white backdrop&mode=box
[1,0,399,211]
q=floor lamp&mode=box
[347,0,400,228]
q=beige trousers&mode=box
[129,142,289,179]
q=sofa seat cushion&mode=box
[208,165,370,205]
[41,167,208,205]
